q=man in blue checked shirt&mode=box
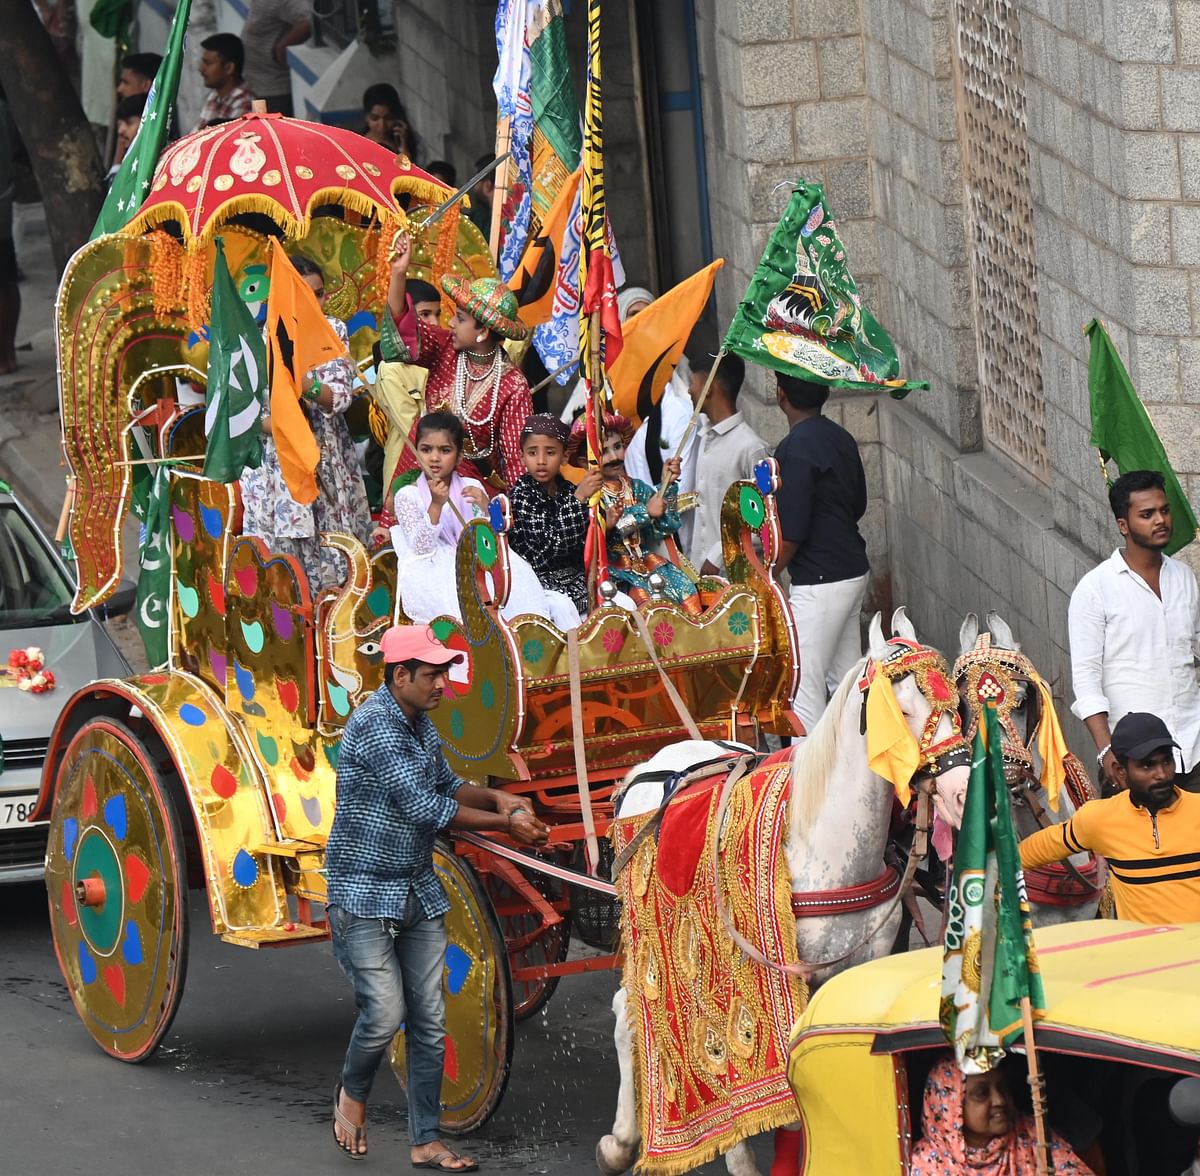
[327,624,547,1171]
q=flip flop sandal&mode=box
[332,1083,367,1160]
[412,1150,479,1172]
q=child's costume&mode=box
[391,472,579,630]
[508,472,590,617]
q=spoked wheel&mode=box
[44,717,189,1061]
[389,843,513,1135]
[482,856,571,1020]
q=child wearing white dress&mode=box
[390,412,580,630]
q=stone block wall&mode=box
[692,0,890,605]
[392,0,497,174]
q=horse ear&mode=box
[959,612,979,655]
[892,606,917,642]
[986,610,1018,651]
[868,611,889,661]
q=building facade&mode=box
[127,0,1199,753]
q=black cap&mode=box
[1111,712,1180,762]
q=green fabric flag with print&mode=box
[940,704,1045,1073]
[203,237,266,483]
[1085,318,1198,556]
[723,181,923,396]
[91,0,191,239]
[135,463,171,668]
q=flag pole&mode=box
[655,349,726,498]
[585,307,606,601]
[489,117,513,262]
[1021,995,1052,1176]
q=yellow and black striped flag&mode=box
[577,0,622,387]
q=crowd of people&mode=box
[73,35,1200,1172]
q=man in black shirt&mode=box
[773,373,869,736]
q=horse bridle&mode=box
[859,638,972,780]
[714,638,970,981]
[953,637,1098,894]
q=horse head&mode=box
[865,607,971,832]
[952,611,1103,920]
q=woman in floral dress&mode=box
[239,255,371,592]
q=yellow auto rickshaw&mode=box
[788,920,1200,1175]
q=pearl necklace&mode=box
[452,348,503,460]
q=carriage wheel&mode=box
[389,843,513,1135]
[483,859,571,1021]
[44,717,189,1062]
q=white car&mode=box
[0,486,132,883]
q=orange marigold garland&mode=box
[372,222,393,310]
[148,231,184,316]
[432,201,462,322]
[184,247,210,334]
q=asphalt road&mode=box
[0,881,758,1175]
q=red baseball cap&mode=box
[380,624,464,666]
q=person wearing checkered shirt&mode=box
[326,625,547,1170]
[508,414,592,617]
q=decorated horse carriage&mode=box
[29,113,802,1131]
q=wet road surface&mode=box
[1,882,762,1174]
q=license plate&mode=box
[0,794,39,829]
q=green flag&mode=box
[135,464,171,668]
[941,703,1045,1073]
[203,237,266,482]
[723,181,924,396]
[1085,318,1198,556]
[92,0,192,239]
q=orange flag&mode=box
[608,259,724,429]
[510,167,580,329]
[264,239,345,504]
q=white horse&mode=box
[597,608,972,1176]
[955,611,1104,926]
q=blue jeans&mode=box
[329,898,447,1145]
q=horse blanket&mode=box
[612,751,806,1175]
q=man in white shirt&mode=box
[686,352,770,574]
[1069,469,1200,791]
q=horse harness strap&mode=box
[790,865,901,917]
[627,605,705,742]
[567,627,601,873]
[610,752,756,883]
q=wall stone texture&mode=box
[696,0,1200,760]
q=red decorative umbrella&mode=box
[125,112,451,245]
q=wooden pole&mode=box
[655,349,725,497]
[584,309,605,602]
[1021,996,1052,1176]
[528,357,579,397]
[489,117,513,264]
[54,477,76,545]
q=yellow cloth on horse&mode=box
[865,672,920,805]
[612,755,807,1176]
[1033,674,1067,811]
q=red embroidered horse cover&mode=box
[612,756,807,1175]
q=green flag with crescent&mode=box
[135,464,171,669]
[204,237,266,483]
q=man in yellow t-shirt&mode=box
[1020,712,1200,924]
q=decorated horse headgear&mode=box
[953,633,1069,811]
[858,638,969,805]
